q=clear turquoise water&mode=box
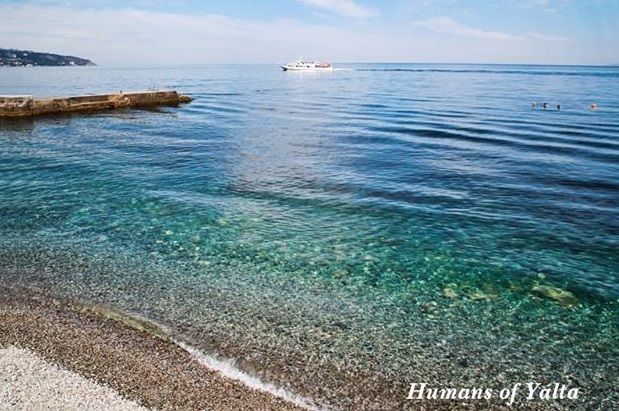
[1,64,618,409]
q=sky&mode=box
[0,0,618,65]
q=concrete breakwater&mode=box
[0,90,192,117]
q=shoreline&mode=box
[0,286,309,411]
[1,258,615,410]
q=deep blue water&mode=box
[1,64,618,409]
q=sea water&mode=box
[0,64,617,409]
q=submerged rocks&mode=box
[467,289,498,302]
[530,285,579,308]
[442,284,458,299]
[420,301,438,314]
[441,283,498,302]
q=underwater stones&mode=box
[420,301,438,314]
[442,284,458,299]
[439,283,499,302]
[314,328,335,340]
[443,289,458,299]
[457,357,469,367]
[507,281,524,292]
[333,269,348,278]
[467,289,498,302]
[531,285,579,308]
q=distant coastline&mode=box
[0,48,95,67]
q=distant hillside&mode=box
[0,48,95,67]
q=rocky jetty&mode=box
[0,91,193,118]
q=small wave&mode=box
[354,67,619,77]
[176,340,331,411]
[88,304,330,411]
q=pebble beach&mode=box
[0,287,304,411]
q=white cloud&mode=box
[522,0,572,12]
[526,32,569,42]
[0,4,594,65]
[412,17,523,41]
[0,4,395,65]
[412,17,570,43]
[298,0,376,19]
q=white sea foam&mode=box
[174,339,331,411]
[99,308,331,411]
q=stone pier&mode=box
[0,90,193,117]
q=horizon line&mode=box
[4,62,616,68]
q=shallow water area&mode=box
[1,64,618,409]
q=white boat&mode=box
[281,58,333,72]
